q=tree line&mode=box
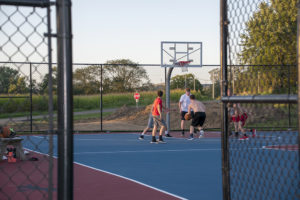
[231,0,297,95]
[0,59,203,95]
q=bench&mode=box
[0,137,26,161]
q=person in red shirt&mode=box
[151,90,167,143]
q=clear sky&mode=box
[72,0,220,83]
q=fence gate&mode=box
[221,0,299,199]
[0,0,55,199]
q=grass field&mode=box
[0,89,211,116]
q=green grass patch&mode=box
[0,90,212,115]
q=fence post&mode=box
[30,62,33,133]
[56,0,74,199]
[47,6,54,200]
[220,0,230,199]
[100,64,103,131]
[297,0,300,162]
[166,67,174,133]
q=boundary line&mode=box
[24,148,188,200]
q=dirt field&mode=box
[74,101,294,132]
[10,100,292,133]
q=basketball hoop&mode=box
[175,61,191,72]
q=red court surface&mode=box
[0,151,182,200]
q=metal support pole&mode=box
[100,64,103,132]
[212,75,215,99]
[56,0,73,199]
[166,67,174,133]
[30,62,32,133]
[220,0,230,199]
[47,6,54,200]
[288,64,291,128]
[296,0,300,168]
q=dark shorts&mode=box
[191,112,206,127]
[181,111,194,120]
[153,115,166,127]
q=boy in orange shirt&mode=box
[151,90,167,143]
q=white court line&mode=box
[24,148,188,200]
[74,148,221,155]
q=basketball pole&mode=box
[166,67,174,134]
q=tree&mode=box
[38,67,58,95]
[170,73,203,92]
[104,59,151,93]
[237,0,297,94]
[73,65,101,95]
[0,66,19,94]
[8,77,28,94]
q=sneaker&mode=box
[158,139,166,143]
[139,135,144,140]
[235,132,239,138]
[239,135,249,140]
[150,138,158,143]
[200,130,204,135]
[199,134,204,138]
[181,132,185,137]
[188,134,194,140]
[165,134,172,137]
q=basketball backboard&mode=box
[161,41,202,68]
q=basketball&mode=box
[184,113,192,120]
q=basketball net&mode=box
[175,61,191,72]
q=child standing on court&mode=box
[151,90,167,143]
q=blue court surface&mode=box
[22,131,299,200]
[23,133,223,200]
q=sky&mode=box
[71,0,220,84]
[0,0,220,84]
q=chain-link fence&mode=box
[0,1,55,199]
[221,0,299,199]
[69,63,220,133]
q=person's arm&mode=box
[178,102,182,112]
[187,105,192,115]
[157,104,162,119]
[178,95,183,112]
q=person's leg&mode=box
[238,121,248,139]
[180,111,186,136]
[181,120,185,136]
[142,127,149,135]
[159,126,165,136]
[198,113,206,138]
[188,125,194,140]
[151,125,157,143]
[158,126,166,143]
[234,122,239,137]
[139,127,149,140]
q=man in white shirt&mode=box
[178,88,192,136]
